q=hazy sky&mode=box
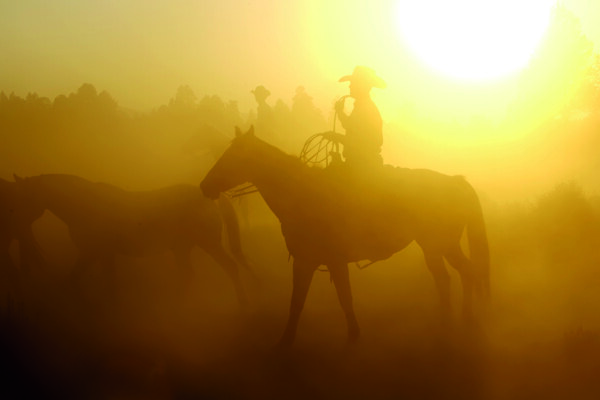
[1,0,599,119]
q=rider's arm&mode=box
[322,131,345,144]
[335,98,349,129]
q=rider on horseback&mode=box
[326,66,386,171]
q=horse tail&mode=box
[465,184,490,300]
[217,194,253,274]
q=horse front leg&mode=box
[328,262,360,343]
[201,243,248,307]
[278,259,318,348]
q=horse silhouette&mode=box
[184,124,252,225]
[201,126,490,347]
[13,173,250,305]
[0,178,45,285]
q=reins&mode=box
[227,183,258,198]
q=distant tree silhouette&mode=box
[182,123,230,160]
[0,81,327,187]
[198,94,243,133]
[169,85,197,110]
[51,83,120,133]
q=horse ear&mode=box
[235,126,242,137]
[13,173,22,182]
[247,125,255,137]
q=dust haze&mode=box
[2,5,600,400]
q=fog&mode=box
[2,2,600,400]
[1,78,599,399]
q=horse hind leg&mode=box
[423,251,452,322]
[444,244,475,321]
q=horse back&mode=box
[283,165,480,263]
[58,181,221,254]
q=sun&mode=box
[395,0,554,81]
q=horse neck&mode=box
[248,144,309,221]
[30,175,94,224]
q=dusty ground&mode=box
[2,202,600,400]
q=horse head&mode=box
[201,126,257,199]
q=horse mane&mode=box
[249,134,331,183]
[247,134,410,197]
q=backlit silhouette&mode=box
[251,85,275,142]
[183,124,252,225]
[0,178,45,286]
[13,173,250,304]
[201,126,490,347]
[330,66,386,169]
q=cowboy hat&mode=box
[251,85,271,98]
[339,66,386,89]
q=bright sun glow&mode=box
[396,0,554,81]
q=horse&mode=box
[12,173,251,305]
[201,126,490,347]
[184,123,252,226]
[0,178,46,286]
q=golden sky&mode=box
[0,1,597,116]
